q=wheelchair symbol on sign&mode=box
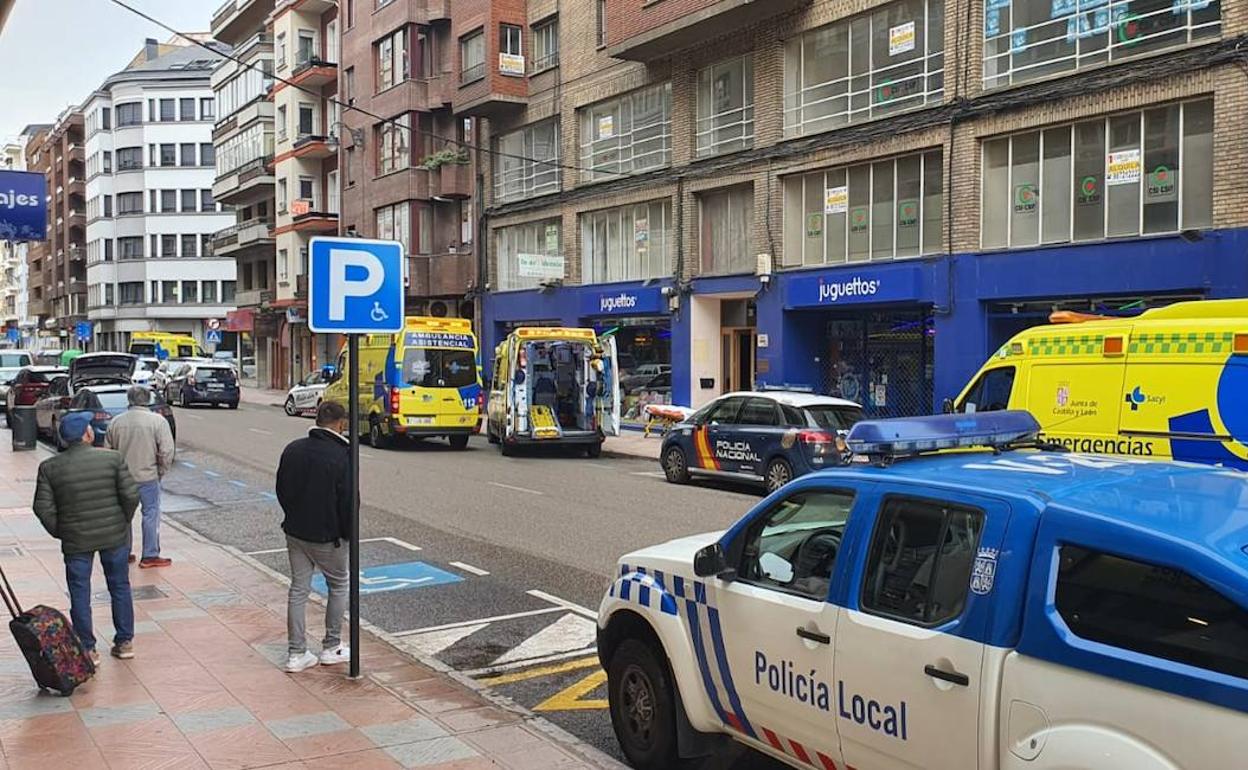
[358,573,433,594]
[370,302,389,323]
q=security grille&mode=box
[819,311,934,418]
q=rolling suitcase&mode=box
[0,562,94,695]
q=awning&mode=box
[223,308,255,332]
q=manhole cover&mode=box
[92,584,167,604]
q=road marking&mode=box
[492,613,597,666]
[178,461,197,468]
[228,479,247,488]
[247,428,272,435]
[369,536,421,552]
[449,561,489,576]
[487,481,543,495]
[477,655,601,686]
[245,535,421,557]
[534,670,608,712]
[630,471,667,479]
[261,492,277,500]
[400,623,489,657]
[393,607,565,637]
[526,589,597,619]
[202,470,221,478]
[360,452,377,459]
[246,546,288,555]
[182,414,204,421]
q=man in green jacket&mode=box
[33,412,140,663]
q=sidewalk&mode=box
[0,442,620,770]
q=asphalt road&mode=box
[156,399,785,769]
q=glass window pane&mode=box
[1073,120,1106,241]
[922,151,942,254]
[1010,132,1040,247]
[826,167,848,264]
[848,165,871,261]
[783,176,804,267]
[871,160,894,259]
[1143,104,1180,234]
[1107,114,1142,237]
[804,173,824,265]
[895,155,921,256]
[982,138,1009,249]
[1181,99,1213,230]
[1041,127,1072,243]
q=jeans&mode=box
[64,544,134,652]
[137,481,162,559]
[286,535,348,655]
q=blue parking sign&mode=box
[308,237,404,334]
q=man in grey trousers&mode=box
[275,401,352,673]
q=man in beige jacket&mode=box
[106,386,176,568]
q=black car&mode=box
[165,362,240,408]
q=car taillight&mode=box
[93,411,110,422]
[799,430,836,455]
[475,390,484,412]
[389,386,401,414]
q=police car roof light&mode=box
[845,411,1042,459]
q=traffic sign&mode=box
[206,329,223,345]
[74,321,92,343]
[308,236,404,334]
[6,328,18,344]
[206,318,221,331]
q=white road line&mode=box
[630,471,667,479]
[202,470,221,478]
[487,481,543,495]
[526,589,598,619]
[245,546,288,555]
[244,535,420,557]
[247,427,272,435]
[449,561,489,576]
[360,452,377,459]
[182,414,204,421]
[463,647,599,678]
[392,606,565,637]
[492,613,597,666]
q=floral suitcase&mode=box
[0,563,94,695]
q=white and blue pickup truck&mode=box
[597,412,1248,770]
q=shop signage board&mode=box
[1106,149,1141,185]
[0,170,47,241]
[580,286,666,316]
[785,265,922,309]
[517,252,565,279]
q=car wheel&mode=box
[227,401,238,410]
[608,639,686,770]
[500,440,515,457]
[369,418,390,449]
[284,397,297,416]
[585,441,603,459]
[662,446,690,484]
[765,457,794,494]
[486,425,499,444]
[449,434,469,450]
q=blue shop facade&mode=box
[482,230,1248,420]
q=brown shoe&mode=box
[138,557,172,569]
[128,554,136,564]
[111,641,134,660]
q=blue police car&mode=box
[661,391,864,493]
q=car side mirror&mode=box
[941,397,955,414]
[693,543,734,580]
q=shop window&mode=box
[980,99,1213,249]
[1056,545,1248,679]
[783,0,944,138]
[496,218,562,291]
[700,185,753,275]
[495,120,560,203]
[696,56,754,158]
[783,150,942,267]
[581,200,670,284]
[376,202,412,254]
[579,83,672,182]
[983,0,1221,89]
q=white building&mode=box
[82,38,237,352]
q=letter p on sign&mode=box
[308,236,405,334]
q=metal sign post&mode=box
[306,235,405,681]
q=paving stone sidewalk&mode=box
[0,440,620,770]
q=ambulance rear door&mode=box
[599,335,620,436]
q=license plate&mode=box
[207,384,224,390]
[406,416,433,426]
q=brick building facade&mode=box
[469,0,1248,421]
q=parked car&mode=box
[165,361,240,408]
[240,356,256,379]
[620,363,672,392]
[284,370,329,416]
[68,352,138,388]
[0,350,35,410]
[33,374,71,440]
[5,365,67,423]
[132,356,162,386]
[64,385,177,447]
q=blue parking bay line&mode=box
[311,561,463,596]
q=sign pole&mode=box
[348,331,361,679]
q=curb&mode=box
[163,517,626,770]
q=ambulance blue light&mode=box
[845,411,1042,458]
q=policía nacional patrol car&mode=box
[661,391,864,493]
[598,411,1248,770]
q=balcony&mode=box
[295,274,308,300]
[607,0,811,61]
[430,163,471,200]
[289,201,338,233]
[214,154,276,205]
[291,134,338,160]
[213,217,275,257]
[288,57,337,90]
[212,0,272,44]
[68,247,85,263]
[407,251,474,297]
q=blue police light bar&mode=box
[846,411,1042,458]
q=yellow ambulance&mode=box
[950,298,1248,469]
[129,332,206,359]
[486,327,620,457]
[324,317,482,450]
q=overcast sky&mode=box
[0,0,222,146]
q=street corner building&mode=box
[465,0,1248,425]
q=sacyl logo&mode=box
[818,276,881,303]
[600,293,638,313]
[0,190,42,210]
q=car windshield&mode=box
[95,392,131,410]
[803,405,866,431]
[130,343,157,356]
[0,354,30,368]
[0,367,21,383]
[401,348,476,388]
[140,360,159,372]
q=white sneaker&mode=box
[284,651,318,673]
[319,644,349,666]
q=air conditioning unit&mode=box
[430,301,448,318]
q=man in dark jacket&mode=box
[275,400,351,673]
[33,411,140,664]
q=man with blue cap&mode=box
[33,411,140,664]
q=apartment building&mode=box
[0,142,27,341]
[474,0,1248,421]
[270,0,340,382]
[338,0,478,328]
[24,111,87,350]
[212,0,278,386]
[79,38,238,353]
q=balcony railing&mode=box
[461,63,485,85]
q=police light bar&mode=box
[845,411,1041,458]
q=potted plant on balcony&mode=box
[418,148,469,171]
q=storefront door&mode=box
[722,328,756,393]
